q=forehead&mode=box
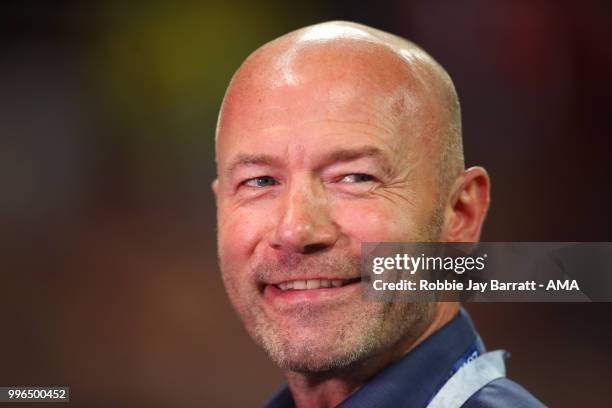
[216,40,435,165]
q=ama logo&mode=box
[546,280,580,291]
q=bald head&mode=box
[216,21,464,194]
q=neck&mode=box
[285,303,460,408]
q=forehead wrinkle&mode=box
[223,82,409,141]
[318,119,395,138]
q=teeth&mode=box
[306,279,320,289]
[293,280,306,290]
[276,278,358,291]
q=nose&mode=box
[271,178,339,254]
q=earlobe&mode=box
[442,167,490,242]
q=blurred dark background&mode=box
[1,1,610,406]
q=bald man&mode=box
[213,21,545,408]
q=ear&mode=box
[212,178,219,200]
[441,166,490,242]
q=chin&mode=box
[251,302,435,374]
[272,346,367,374]
[261,325,383,374]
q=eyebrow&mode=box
[322,146,395,178]
[225,153,284,175]
[325,146,385,164]
[225,146,394,177]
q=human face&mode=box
[214,53,443,373]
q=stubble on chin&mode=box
[261,301,434,375]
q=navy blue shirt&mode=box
[262,309,546,408]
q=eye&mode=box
[340,173,375,183]
[242,176,279,188]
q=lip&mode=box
[263,278,362,306]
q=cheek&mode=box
[217,207,271,312]
[333,200,420,243]
[218,205,271,271]
[217,202,273,286]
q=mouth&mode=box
[263,277,362,306]
[274,277,361,291]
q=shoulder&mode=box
[462,378,547,408]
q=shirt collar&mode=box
[262,308,483,408]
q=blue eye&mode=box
[243,176,279,187]
[341,173,375,183]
